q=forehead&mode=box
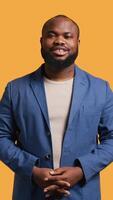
[42,17,78,35]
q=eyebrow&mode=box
[46,31,72,35]
[46,31,56,34]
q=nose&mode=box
[54,36,65,45]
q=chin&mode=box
[53,56,68,61]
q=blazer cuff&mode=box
[74,159,86,185]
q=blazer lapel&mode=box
[66,65,88,130]
[30,65,50,131]
[30,64,88,132]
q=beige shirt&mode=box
[44,77,73,169]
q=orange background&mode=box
[0,0,113,199]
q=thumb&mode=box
[52,168,63,175]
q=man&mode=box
[0,15,113,200]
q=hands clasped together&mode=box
[32,166,83,199]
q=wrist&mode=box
[76,166,83,180]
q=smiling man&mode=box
[41,16,79,72]
[0,15,113,200]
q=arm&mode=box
[44,81,113,193]
[0,83,71,198]
[0,83,38,177]
[75,82,113,182]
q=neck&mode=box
[44,63,75,81]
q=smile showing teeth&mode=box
[52,49,68,56]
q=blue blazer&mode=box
[0,65,113,200]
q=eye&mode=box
[47,32,56,38]
[64,34,73,39]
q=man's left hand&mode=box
[44,167,84,198]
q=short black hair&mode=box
[42,15,80,38]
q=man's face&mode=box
[40,17,80,69]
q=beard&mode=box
[41,47,78,71]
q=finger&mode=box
[44,180,70,191]
[57,188,70,196]
[44,175,63,182]
[44,185,59,193]
[44,185,60,199]
[49,169,55,175]
[45,190,70,198]
[54,180,70,188]
[45,193,51,198]
[50,168,63,175]
[44,186,70,198]
[44,180,70,193]
[45,193,63,199]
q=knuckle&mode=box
[57,188,64,194]
[64,176,68,181]
[54,177,59,181]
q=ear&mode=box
[78,39,80,46]
[78,39,80,44]
[40,37,42,45]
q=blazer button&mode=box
[44,154,51,160]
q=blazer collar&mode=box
[30,64,88,132]
[30,64,51,131]
[66,65,88,130]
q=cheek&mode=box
[67,40,78,49]
[42,39,54,49]
[71,43,78,52]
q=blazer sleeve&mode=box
[75,81,113,182]
[0,83,38,177]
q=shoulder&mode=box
[9,71,34,86]
[4,66,42,98]
[75,65,113,99]
[7,66,42,88]
[76,65,108,88]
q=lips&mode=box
[50,47,69,56]
[52,49,68,56]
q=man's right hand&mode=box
[32,166,52,188]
